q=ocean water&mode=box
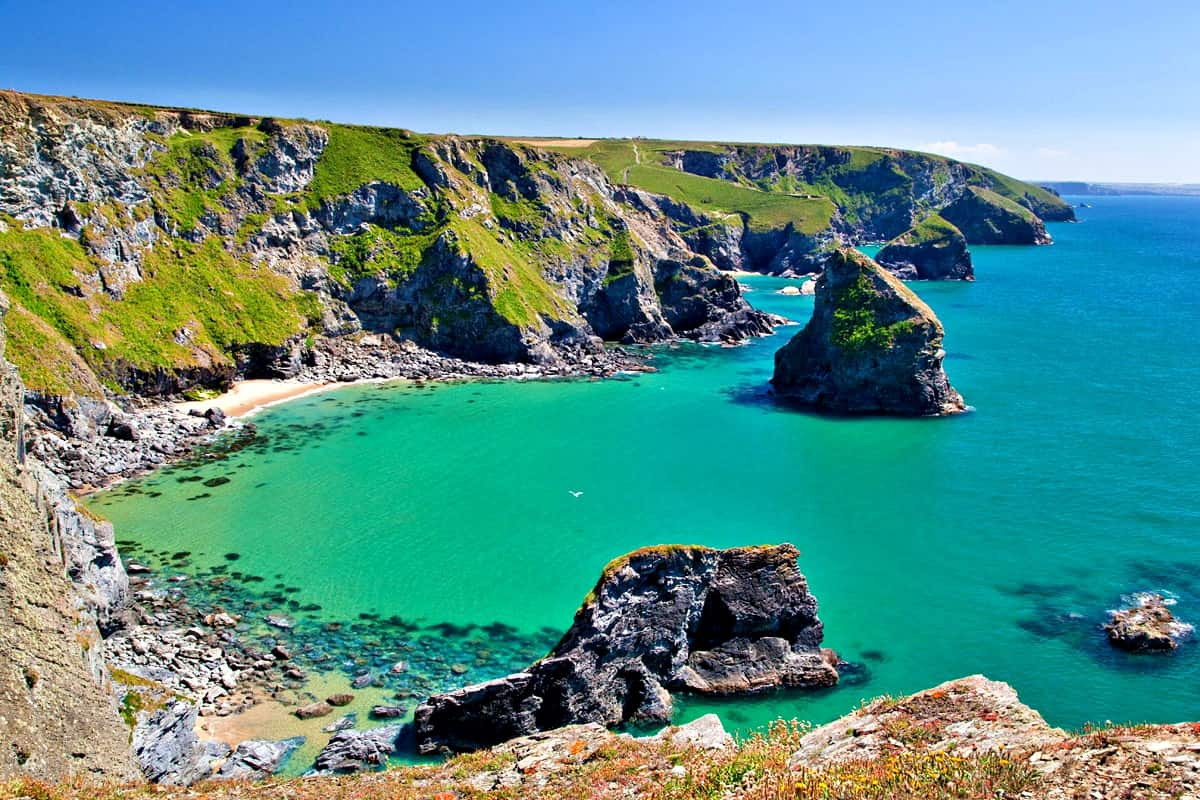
[91,196,1200,745]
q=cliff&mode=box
[940,186,1052,245]
[539,138,1072,273]
[875,213,974,280]
[0,292,135,783]
[413,544,838,754]
[0,91,770,406]
[13,675,1200,799]
[772,249,965,415]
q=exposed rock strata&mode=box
[772,249,965,415]
[414,543,838,754]
[0,292,136,783]
[875,214,974,281]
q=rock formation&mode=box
[940,186,1052,245]
[1105,594,1192,651]
[413,543,838,754]
[875,214,974,280]
[771,249,965,415]
[0,291,136,783]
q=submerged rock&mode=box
[940,186,1051,245]
[1105,594,1192,651]
[414,543,837,753]
[771,248,965,416]
[876,214,974,281]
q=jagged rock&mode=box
[414,543,837,753]
[132,701,226,785]
[788,675,1066,767]
[772,249,965,416]
[1105,594,1192,651]
[647,714,733,751]
[876,214,974,280]
[940,186,1052,245]
[323,714,357,733]
[314,724,405,772]
[214,737,304,780]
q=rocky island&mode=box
[414,544,839,754]
[772,249,965,415]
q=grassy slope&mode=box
[537,137,1067,232]
[544,139,836,234]
[897,213,960,246]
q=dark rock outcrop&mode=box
[413,543,838,754]
[875,214,974,281]
[1105,594,1192,652]
[940,186,1052,245]
[771,249,965,416]
[314,725,405,772]
[132,702,223,786]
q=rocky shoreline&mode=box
[23,332,658,492]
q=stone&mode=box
[351,673,373,688]
[414,543,837,753]
[1105,594,1192,652]
[370,705,408,719]
[327,692,355,706]
[788,675,1066,768]
[295,701,333,720]
[322,714,357,733]
[313,725,404,772]
[265,614,294,629]
[214,737,303,780]
[771,248,965,416]
[132,701,222,785]
[876,214,974,281]
[649,714,733,751]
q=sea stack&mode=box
[771,248,965,416]
[413,543,839,754]
[876,214,974,281]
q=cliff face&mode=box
[544,139,1073,275]
[414,543,838,754]
[0,292,135,783]
[940,186,1052,245]
[0,91,771,403]
[772,249,965,415]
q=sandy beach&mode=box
[175,379,338,419]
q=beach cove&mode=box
[89,196,1200,762]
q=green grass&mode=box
[326,223,436,287]
[829,254,924,354]
[139,125,267,231]
[896,213,961,246]
[966,185,1038,222]
[306,124,427,206]
[0,226,319,393]
[448,217,572,327]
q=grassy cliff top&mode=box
[896,213,963,246]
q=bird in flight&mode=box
[568,490,583,498]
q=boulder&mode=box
[214,737,303,780]
[295,701,333,719]
[647,714,733,751]
[414,543,837,753]
[876,214,974,280]
[771,248,965,416]
[132,701,226,785]
[940,186,1051,245]
[313,724,405,772]
[1105,594,1192,651]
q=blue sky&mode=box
[2,0,1197,182]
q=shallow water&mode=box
[92,196,1200,748]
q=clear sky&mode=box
[2,0,1197,182]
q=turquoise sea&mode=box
[92,196,1200,747]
